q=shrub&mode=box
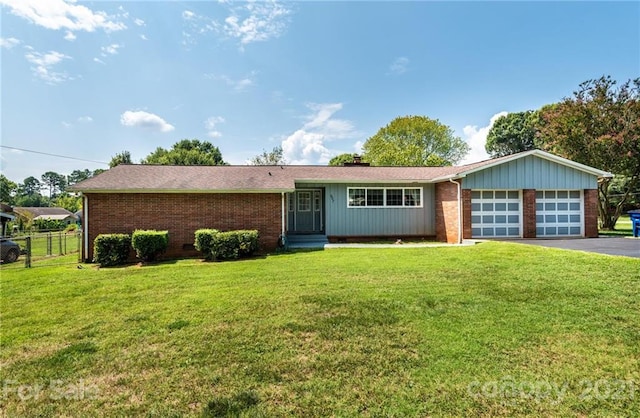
[33,218,66,231]
[93,234,131,267]
[194,229,259,261]
[64,223,78,233]
[131,230,169,262]
[194,229,219,261]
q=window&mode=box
[347,187,423,208]
[298,191,311,212]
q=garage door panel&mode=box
[536,190,582,237]
[471,190,521,238]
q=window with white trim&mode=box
[347,187,422,208]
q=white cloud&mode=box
[63,30,76,41]
[140,34,148,41]
[101,43,121,56]
[0,0,126,32]
[93,57,105,65]
[77,116,93,123]
[389,56,409,75]
[182,2,291,48]
[204,116,225,138]
[120,110,175,133]
[206,72,256,91]
[281,103,357,164]
[0,37,21,49]
[460,111,508,164]
[134,18,145,26]
[24,50,72,84]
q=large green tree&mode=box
[0,174,17,205]
[67,169,93,186]
[109,151,133,168]
[485,111,538,157]
[537,76,640,229]
[328,153,356,166]
[142,139,225,166]
[15,176,47,207]
[362,115,469,166]
[249,146,287,165]
[41,171,67,200]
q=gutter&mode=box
[449,178,463,244]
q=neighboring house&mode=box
[71,150,612,262]
[1,203,16,236]
[14,207,78,226]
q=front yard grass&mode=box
[1,242,638,416]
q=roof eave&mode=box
[77,188,295,194]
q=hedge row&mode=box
[93,230,168,267]
[194,229,259,261]
[93,229,259,266]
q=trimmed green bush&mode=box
[131,230,169,262]
[194,229,219,261]
[194,229,259,261]
[93,234,131,267]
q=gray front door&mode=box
[288,189,323,233]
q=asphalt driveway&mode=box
[510,236,640,258]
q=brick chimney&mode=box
[343,154,370,167]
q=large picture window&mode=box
[347,187,422,208]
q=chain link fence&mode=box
[1,231,82,269]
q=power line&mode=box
[0,145,109,165]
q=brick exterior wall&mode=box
[83,193,282,261]
[435,181,461,243]
[462,189,471,239]
[583,189,599,238]
[522,189,537,238]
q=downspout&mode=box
[83,194,89,261]
[449,179,462,244]
[281,192,286,236]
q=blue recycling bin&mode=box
[629,210,640,237]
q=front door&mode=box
[288,189,323,233]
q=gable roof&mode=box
[71,150,612,193]
[14,207,76,218]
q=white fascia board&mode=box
[79,188,296,194]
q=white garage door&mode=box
[471,190,521,238]
[536,190,582,237]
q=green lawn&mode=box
[599,214,634,237]
[1,243,638,416]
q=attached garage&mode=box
[535,190,582,237]
[471,190,521,238]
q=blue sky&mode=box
[1,0,638,183]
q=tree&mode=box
[67,169,92,186]
[0,174,17,205]
[362,115,469,166]
[249,146,287,165]
[328,153,356,166]
[41,171,67,200]
[536,76,640,229]
[485,111,538,157]
[110,151,133,168]
[53,193,82,213]
[16,176,46,207]
[142,139,226,166]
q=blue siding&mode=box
[296,183,435,236]
[463,155,598,190]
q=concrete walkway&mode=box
[506,236,640,258]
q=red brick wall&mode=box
[435,181,461,243]
[583,189,599,238]
[522,189,537,238]
[83,193,282,261]
[462,189,471,239]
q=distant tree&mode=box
[485,111,538,157]
[53,193,82,213]
[249,146,287,165]
[142,139,226,166]
[328,153,356,166]
[109,151,133,168]
[41,171,67,200]
[15,177,46,207]
[67,169,92,186]
[362,115,469,166]
[536,76,640,229]
[0,174,17,205]
[93,168,107,176]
